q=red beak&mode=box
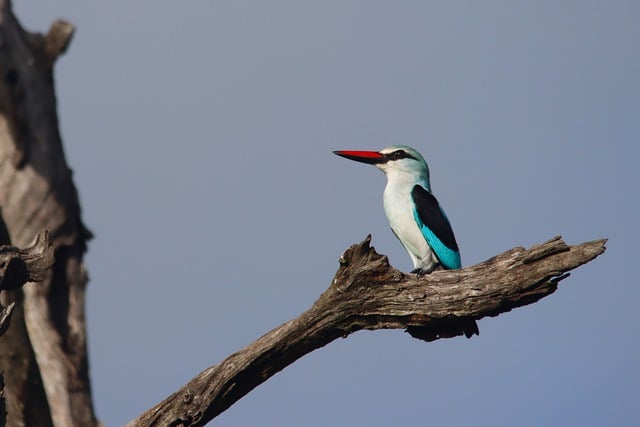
[333,150,385,165]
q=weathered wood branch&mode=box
[128,235,606,427]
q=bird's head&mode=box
[334,145,430,182]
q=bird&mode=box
[333,145,478,340]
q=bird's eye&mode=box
[392,150,406,159]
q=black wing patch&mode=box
[411,185,459,252]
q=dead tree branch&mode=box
[128,235,606,427]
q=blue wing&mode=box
[411,185,461,270]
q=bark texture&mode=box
[0,1,95,426]
[128,235,606,427]
[0,230,55,427]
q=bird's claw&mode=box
[411,268,427,277]
[411,264,441,276]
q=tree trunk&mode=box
[0,231,55,427]
[0,1,96,426]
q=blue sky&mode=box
[15,2,639,426]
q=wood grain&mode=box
[128,235,606,427]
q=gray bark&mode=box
[0,1,95,426]
[0,231,55,427]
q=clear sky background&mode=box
[14,2,639,426]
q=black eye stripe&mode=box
[386,150,415,161]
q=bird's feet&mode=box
[411,268,428,277]
[411,264,442,276]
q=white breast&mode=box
[382,180,436,270]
